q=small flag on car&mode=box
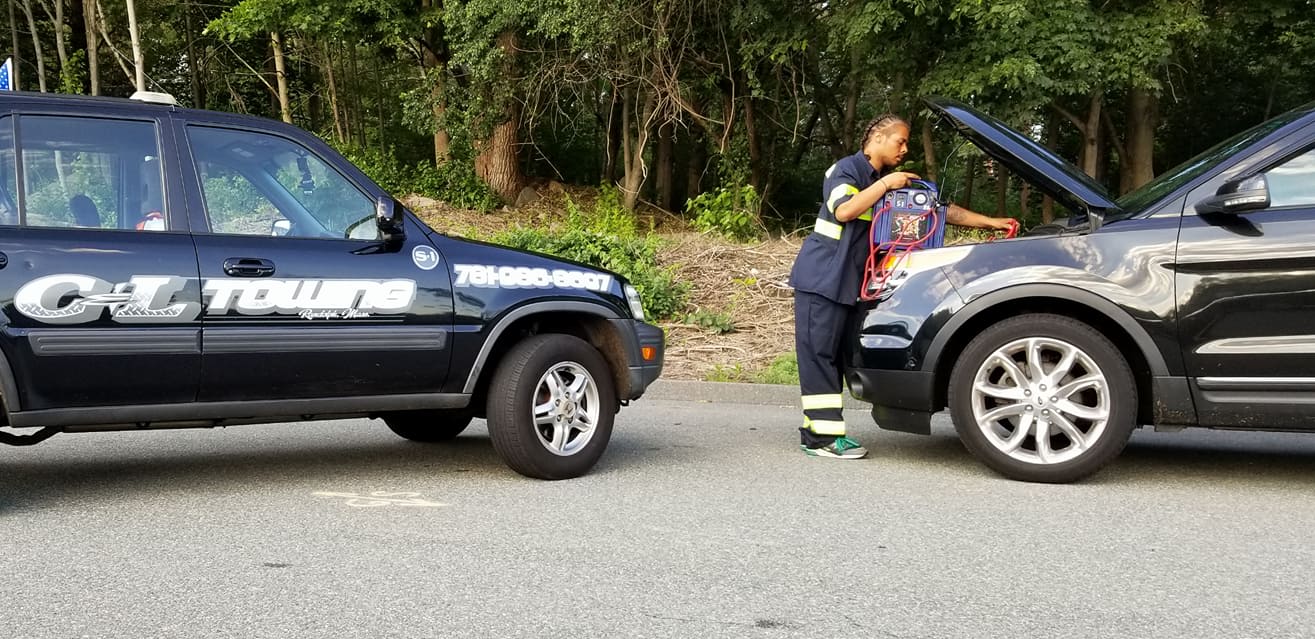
[0,58,12,91]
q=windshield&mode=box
[1113,107,1312,218]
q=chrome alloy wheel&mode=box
[532,361,600,456]
[970,337,1111,465]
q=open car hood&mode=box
[925,97,1120,217]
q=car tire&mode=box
[383,410,474,442]
[947,313,1137,483]
[486,334,616,479]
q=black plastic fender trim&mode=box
[462,301,623,394]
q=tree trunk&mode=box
[1020,181,1031,221]
[36,0,67,83]
[421,0,450,165]
[1124,88,1157,192]
[19,0,46,91]
[125,0,144,91]
[963,156,976,208]
[1079,91,1103,178]
[619,86,656,212]
[83,0,97,94]
[1042,112,1058,223]
[184,0,201,106]
[603,87,622,184]
[348,46,363,146]
[743,85,764,191]
[474,31,523,204]
[995,171,1008,216]
[323,44,344,142]
[686,126,706,205]
[654,120,675,211]
[271,32,292,124]
[96,0,134,86]
[842,47,861,148]
[475,116,521,203]
[921,118,938,182]
[8,0,21,90]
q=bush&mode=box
[686,185,761,242]
[684,309,734,334]
[491,198,689,320]
[753,353,799,385]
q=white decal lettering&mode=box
[452,264,615,293]
[16,274,419,325]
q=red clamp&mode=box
[987,219,1020,241]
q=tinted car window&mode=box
[0,116,14,225]
[188,126,376,239]
[1265,147,1315,208]
[1114,108,1309,217]
[17,116,163,230]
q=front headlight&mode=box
[624,284,646,321]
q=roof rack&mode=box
[129,91,178,106]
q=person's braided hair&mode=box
[860,113,910,148]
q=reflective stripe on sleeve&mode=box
[858,209,873,221]
[804,418,847,436]
[802,394,844,410]
[813,218,842,239]
[827,184,859,214]
[825,164,836,178]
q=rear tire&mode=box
[383,410,473,442]
[947,313,1137,483]
[486,334,616,480]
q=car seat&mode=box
[69,194,100,228]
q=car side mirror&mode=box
[1196,175,1270,215]
[375,195,406,241]
[271,219,292,237]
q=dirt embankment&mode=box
[405,188,801,382]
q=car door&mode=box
[177,120,453,402]
[0,110,201,410]
[1175,133,1315,428]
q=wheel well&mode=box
[932,298,1154,424]
[466,312,630,415]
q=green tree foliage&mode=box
[1,0,1311,229]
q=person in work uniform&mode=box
[789,114,1017,459]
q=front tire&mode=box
[947,313,1137,483]
[486,334,616,479]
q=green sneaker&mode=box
[801,436,868,459]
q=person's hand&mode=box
[987,217,1018,231]
[878,172,920,191]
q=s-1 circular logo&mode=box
[412,245,441,271]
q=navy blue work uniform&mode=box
[788,152,884,445]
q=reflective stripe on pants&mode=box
[795,290,849,437]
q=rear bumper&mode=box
[848,368,936,411]
[848,367,936,435]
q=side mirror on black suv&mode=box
[375,195,406,241]
[1195,174,1270,215]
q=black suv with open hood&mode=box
[849,96,1315,483]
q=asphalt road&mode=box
[2,381,1314,638]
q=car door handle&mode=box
[223,257,276,277]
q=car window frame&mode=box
[1182,117,1315,219]
[5,111,182,233]
[180,121,378,241]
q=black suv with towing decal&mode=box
[851,97,1315,483]
[0,91,663,479]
